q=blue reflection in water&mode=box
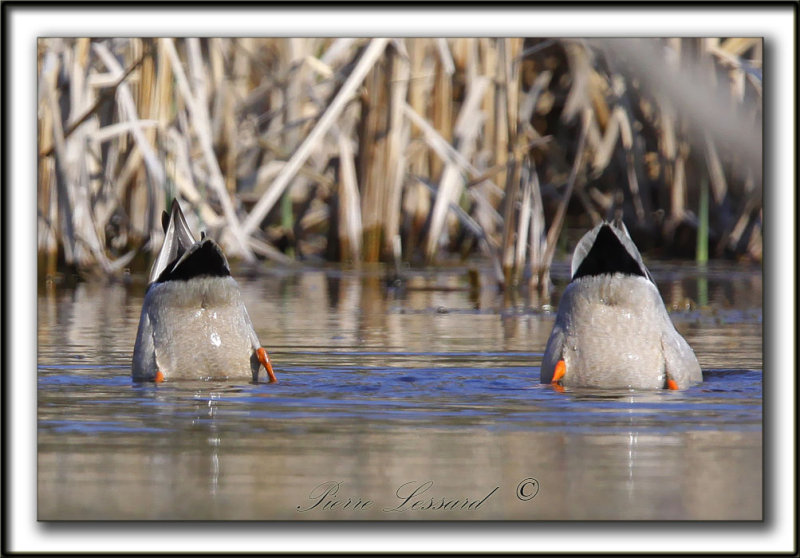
[38,356,762,438]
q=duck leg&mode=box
[257,347,278,383]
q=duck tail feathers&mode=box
[149,200,198,284]
[571,220,654,283]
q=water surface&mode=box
[38,263,762,520]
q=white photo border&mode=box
[5,3,795,554]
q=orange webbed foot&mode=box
[552,360,566,384]
[666,378,679,390]
[154,370,165,383]
[549,360,566,392]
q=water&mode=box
[37,262,762,520]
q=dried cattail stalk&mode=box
[424,75,489,261]
[241,38,390,236]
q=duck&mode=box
[541,219,701,390]
[132,200,277,383]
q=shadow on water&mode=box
[37,262,762,520]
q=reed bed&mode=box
[37,37,763,290]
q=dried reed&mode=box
[37,37,763,294]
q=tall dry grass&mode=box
[37,37,763,290]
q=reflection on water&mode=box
[37,263,762,520]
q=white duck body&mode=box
[132,201,275,383]
[541,220,702,390]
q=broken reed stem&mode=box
[527,159,547,290]
[241,38,390,237]
[359,49,389,263]
[494,39,510,197]
[337,131,363,262]
[424,75,489,261]
[431,39,453,182]
[43,49,78,266]
[514,158,532,286]
[383,40,411,258]
[540,108,592,281]
[500,158,520,288]
[703,132,728,204]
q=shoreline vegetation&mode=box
[37,38,762,291]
